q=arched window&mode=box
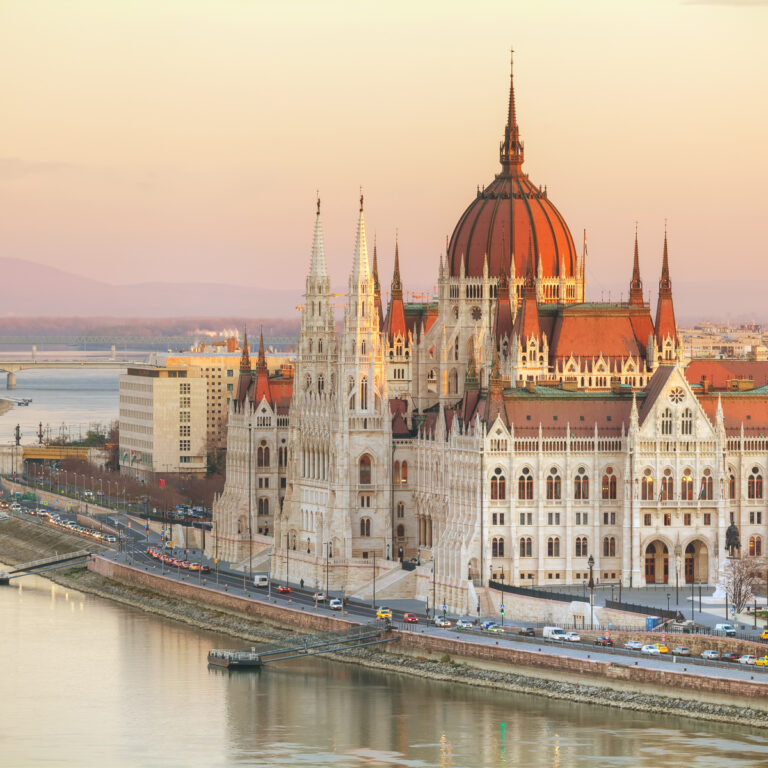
[518,467,533,500]
[427,369,437,394]
[360,517,371,537]
[317,374,324,393]
[661,408,673,436]
[603,536,616,557]
[547,537,560,557]
[574,467,589,500]
[748,467,763,499]
[602,467,617,500]
[729,472,736,499]
[396,524,405,539]
[662,468,674,501]
[258,498,269,516]
[257,441,269,467]
[681,408,693,436]
[701,468,713,500]
[546,468,561,500]
[359,454,372,485]
[401,461,408,484]
[519,537,532,557]
[360,376,368,410]
[755,536,763,557]
[491,467,506,500]
[492,538,499,557]
[575,537,588,557]
[397,502,405,518]
[641,469,654,501]
[394,461,401,483]
[497,537,504,557]
[681,468,694,501]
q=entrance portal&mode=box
[684,540,709,584]
[644,541,669,584]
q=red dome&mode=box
[447,59,577,281]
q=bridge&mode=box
[1,353,145,389]
[207,623,397,669]
[0,550,92,584]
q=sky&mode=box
[1,0,767,317]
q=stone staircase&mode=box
[351,565,416,601]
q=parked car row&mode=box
[41,510,117,543]
[146,547,210,573]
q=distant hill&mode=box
[0,257,302,317]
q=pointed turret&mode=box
[257,328,267,373]
[385,234,407,342]
[629,226,644,306]
[654,229,678,347]
[513,248,541,344]
[372,234,384,327]
[239,327,251,372]
[309,196,327,279]
[494,247,514,351]
[352,193,371,284]
[253,327,272,404]
[486,345,509,429]
[499,50,525,176]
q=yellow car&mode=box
[754,656,768,667]
[376,606,392,620]
[654,643,669,654]
[760,629,768,641]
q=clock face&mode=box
[669,386,684,404]
[471,306,482,321]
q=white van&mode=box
[253,575,269,588]
[713,623,736,637]
[542,626,567,641]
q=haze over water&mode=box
[1,570,767,768]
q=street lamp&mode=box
[307,536,311,554]
[588,554,595,630]
[326,541,331,597]
[666,592,671,614]
[500,570,505,627]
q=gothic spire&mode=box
[257,327,267,373]
[239,326,251,372]
[351,191,371,284]
[659,227,672,298]
[655,227,677,345]
[500,49,525,176]
[629,225,644,306]
[309,194,327,279]
[392,233,402,298]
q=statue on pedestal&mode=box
[725,523,741,559]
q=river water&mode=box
[1,571,767,767]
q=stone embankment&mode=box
[3,517,768,729]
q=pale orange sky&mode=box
[1,0,767,313]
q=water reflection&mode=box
[0,572,766,768]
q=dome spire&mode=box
[500,48,524,176]
[629,223,644,306]
[309,193,327,279]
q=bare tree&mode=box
[724,557,757,613]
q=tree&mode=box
[723,557,758,613]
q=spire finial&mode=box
[239,325,251,372]
[500,47,524,175]
[316,192,320,215]
[629,225,644,306]
[359,187,364,212]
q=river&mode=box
[1,571,767,767]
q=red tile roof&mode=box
[685,360,768,390]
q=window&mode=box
[360,518,371,537]
[749,510,763,524]
[703,513,712,525]
[748,467,763,499]
[257,441,270,467]
[278,446,287,467]
[258,498,269,516]
[180,411,190,423]
[681,468,693,501]
[661,468,674,501]
[576,512,588,525]
[643,513,652,526]
[359,495,371,508]
[546,468,561,500]
[603,537,616,557]
[519,511,532,525]
[180,382,191,394]
[574,467,589,500]
[492,537,505,557]
[661,408,673,436]
[179,425,190,437]
[518,467,533,500]
[359,454,372,485]
[603,511,616,525]
[401,461,408,484]
[575,537,588,557]
[601,467,617,500]
[180,456,191,464]
[749,536,763,557]
[491,467,506,500]
[180,397,191,408]
[519,537,532,557]
[701,469,713,500]
[360,376,368,410]
[547,537,560,557]
[397,502,405,518]
[684,513,691,526]
[681,408,693,436]
[547,511,561,525]
[663,512,671,526]
[397,524,405,539]
[394,461,401,483]
[641,469,654,501]
[729,472,736,499]
[179,440,190,452]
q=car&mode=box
[641,644,661,655]
[480,620,496,631]
[455,618,473,629]
[313,592,327,602]
[104,535,116,543]
[671,646,691,656]
[403,612,419,623]
[434,616,452,628]
[624,640,643,651]
[760,629,768,641]
[486,623,505,634]
[722,652,740,663]
[653,643,669,654]
[178,561,191,569]
[277,585,291,593]
[754,656,768,667]
[565,632,581,642]
[739,654,757,665]
[701,649,720,660]
[199,565,211,574]
[329,598,343,611]
[188,563,201,572]
[714,623,736,637]
[518,627,536,637]
[376,607,392,620]
[9,503,21,512]
[594,637,614,647]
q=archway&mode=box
[644,540,669,584]
[685,540,709,584]
[468,557,479,581]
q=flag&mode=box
[159,478,166,488]
[122,451,129,463]
[659,488,663,501]
[699,481,706,499]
